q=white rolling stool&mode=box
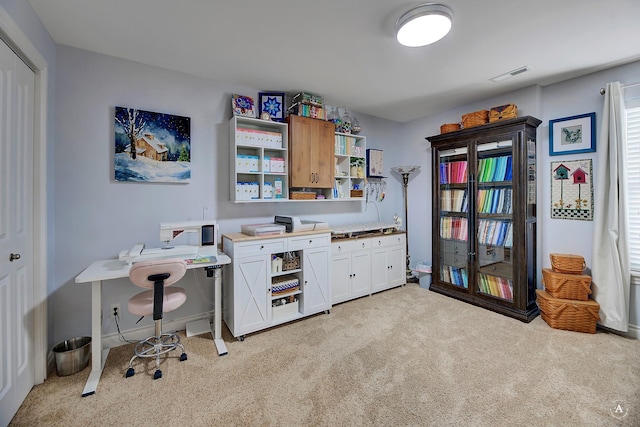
[125,258,188,380]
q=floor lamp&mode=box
[391,165,420,282]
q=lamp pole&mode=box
[391,166,420,282]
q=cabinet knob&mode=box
[9,253,21,262]
[309,240,312,244]
[361,242,365,248]
[338,245,342,251]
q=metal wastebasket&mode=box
[414,262,432,289]
[53,336,91,376]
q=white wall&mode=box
[0,0,58,349]
[398,85,543,270]
[52,46,403,345]
[540,61,640,328]
[43,45,640,343]
[4,0,639,346]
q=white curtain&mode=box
[591,81,630,332]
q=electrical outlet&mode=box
[111,303,121,318]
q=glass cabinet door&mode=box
[474,138,515,302]
[437,146,469,289]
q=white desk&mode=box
[75,248,230,397]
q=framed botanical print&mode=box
[258,92,285,122]
[366,149,384,177]
[549,112,596,156]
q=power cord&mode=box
[114,312,138,344]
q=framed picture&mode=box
[232,94,256,118]
[550,158,593,220]
[258,92,285,122]
[114,106,191,183]
[549,112,596,156]
[366,149,385,177]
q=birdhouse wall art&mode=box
[550,159,593,220]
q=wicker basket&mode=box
[461,110,489,128]
[440,123,461,134]
[283,254,300,271]
[488,104,517,122]
[542,268,592,301]
[290,191,316,200]
[549,253,586,274]
[350,190,363,198]
[536,290,600,333]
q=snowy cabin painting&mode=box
[114,106,191,183]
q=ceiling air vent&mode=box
[490,66,530,82]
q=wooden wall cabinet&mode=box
[426,116,541,322]
[288,115,334,188]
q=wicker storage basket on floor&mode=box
[542,268,592,301]
[461,110,489,128]
[549,253,586,274]
[536,289,600,333]
[440,123,461,134]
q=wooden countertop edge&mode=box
[222,229,332,242]
[222,229,407,244]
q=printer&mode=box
[274,215,329,233]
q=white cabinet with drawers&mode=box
[222,231,331,339]
[331,232,406,304]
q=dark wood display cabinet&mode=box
[426,116,542,322]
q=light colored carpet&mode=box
[10,284,640,426]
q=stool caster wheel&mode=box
[153,369,162,380]
[180,352,187,361]
[125,367,135,378]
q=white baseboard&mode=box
[627,323,639,340]
[103,312,213,349]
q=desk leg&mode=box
[82,280,109,397]
[212,266,228,356]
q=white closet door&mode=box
[0,37,35,426]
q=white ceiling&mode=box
[28,0,640,123]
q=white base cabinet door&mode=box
[223,232,331,339]
[301,247,331,314]
[331,238,372,304]
[331,233,405,303]
[223,254,270,337]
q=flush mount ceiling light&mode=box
[395,3,453,47]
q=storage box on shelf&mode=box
[288,92,326,120]
[230,116,289,202]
